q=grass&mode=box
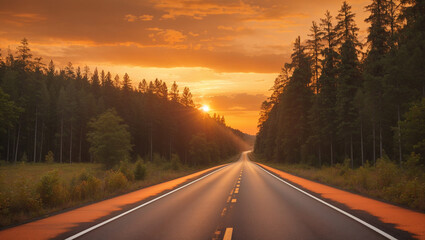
[250,153,425,212]
[0,154,239,228]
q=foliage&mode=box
[119,159,135,181]
[87,109,132,169]
[255,0,425,168]
[104,170,128,193]
[400,98,425,162]
[45,151,54,163]
[134,159,147,180]
[36,170,68,207]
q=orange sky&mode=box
[0,0,369,135]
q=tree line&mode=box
[0,41,251,166]
[255,0,425,166]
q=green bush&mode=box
[119,160,134,182]
[104,170,128,193]
[376,157,398,188]
[170,154,182,170]
[71,170,102,201]
[37,170,68,207]
[45,151,54,163]
[134,160,146,180]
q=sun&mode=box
[201,105,210,112]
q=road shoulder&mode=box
[256,162,425,240]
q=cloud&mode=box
[124,14,153,22]
[206,93,267,111]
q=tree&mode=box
[307,21,324,93]
[87,109,132,168]
[181,87,194,107]
[170,81,179,102]
[335,1,362,165]
[0,87,22,133]
[399,98,425,164]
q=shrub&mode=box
[45,151,54,163]
[71,170,102,201]
[119,160,134,182]
[170,154,182,170]
[20,152,28,163]
[376,157,398,188]
[134,160,146,180]
[10,179,41,213]
[104,170,128,193]
[37,170,68,207]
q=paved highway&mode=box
[64,152,397,240]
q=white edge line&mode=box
[256,164,398,240]
[65,164,230,240]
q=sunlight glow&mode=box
[201,105,210,112]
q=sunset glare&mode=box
[201,105,210,112]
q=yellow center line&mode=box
[236,184,240,187]
[231,199,237,203]
[223,228,233,240]
[227,196,231,203]
[221,208,227,217]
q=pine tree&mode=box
[335,1,362,166]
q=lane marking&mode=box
[223,228,233,240]
[65,164,230,240]
[231,199,237,203]
[236,184,240,187]
[257,165,397,240]
[234,189,239,194]
[221,208,227,217]
[227,196,231,203]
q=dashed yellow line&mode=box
[236,184,240,187]
[227,196,231,203]
[223,228,233,240]
[231,199,237,203]
[221,207,227,216]
[234,188,239,194]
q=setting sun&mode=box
[201,105,210,112]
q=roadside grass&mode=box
[249,153,425,212]
[0,154,239,228]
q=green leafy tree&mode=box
[87,109,132,168]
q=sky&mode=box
[0,0,369,135]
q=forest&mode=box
[0,40,252,167]
[255,0,425,167]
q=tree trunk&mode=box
[379,123,383,159]
[318,145,321,167]
[14,124,20,163]
[33,107,38,163]
[69,122,73,163]
[350,133,354,168]
[60,114,63,163]
[39,122,44,162]
[7,128,10,162]
[397,105,402,166]
[79,127,82,162]
[360,121,364,166]
[330,141,333,166]
[373,123,376,165]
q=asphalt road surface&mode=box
[65,152,397,240]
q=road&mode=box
[64,152,395,240]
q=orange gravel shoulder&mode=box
[0,164,225,240]
[258,163,425,240]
